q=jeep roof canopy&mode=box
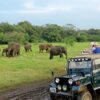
[75,54,100,59]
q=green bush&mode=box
[64,37,75,46]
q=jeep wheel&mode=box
[77,91,92,100]
[50,94,57,100]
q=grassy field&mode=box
[0,42,89,89]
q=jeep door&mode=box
[93,58,100,89]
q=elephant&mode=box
[7,42,20,57]
[24,43,32,52]
[49,46,67,59]
[2,48,8,56]
[39,44,52,53]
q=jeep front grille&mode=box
[56,78,72,92]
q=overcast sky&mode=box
[0,0,100,29]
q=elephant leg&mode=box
[17,51,19,55]
[60,53,63,58]
[17,49,20,55]
[18,52,20,55]
[12,51,14,57]
[28,49,30,52]
[18,51,20,55]
[46,48,48,53]
[6,51,8,57]
[7,52,9,57]
[6,52,8,57]
[39,49,41,53]
[50,54,53,59]
[15,49,19,56]
[25,48,28,52]
[30,48,32,51]
[42,49,43,53]
[7,50,11,57]
[12,50,16,57]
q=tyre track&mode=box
[0,82,99,100]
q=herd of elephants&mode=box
[2,42,67,59]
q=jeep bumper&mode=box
[50,87,74,97]
[51,91,74,97]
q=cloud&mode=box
[18,6,72,14]
[0,0,100,28]
[23,1,35,10]
[17,1,73,14]
[18,0,100,15]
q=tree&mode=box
[18,21,35,36]
[0,32,7,44]
[5,32,26,43]
[41,24,62,42]
[62,24,78,38]
[0,22,14,33]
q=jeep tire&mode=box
[50,94,56,100]
[77,91,92,100]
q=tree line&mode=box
[0,21,100,44]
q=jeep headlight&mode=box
[68,79,73,85]
[57,85,61,90]
[62,85,67,91]
[55,78,60,83]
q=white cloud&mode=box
[18,0,100,15]
[17,1,73,14]
[23,1,35,10]
[18,5,73,14]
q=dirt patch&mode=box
[0,79,51,100]
[0,79,99,100]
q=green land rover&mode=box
[49,54,100,100]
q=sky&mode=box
[0,0,100,29]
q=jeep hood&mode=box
[62,75,87,81]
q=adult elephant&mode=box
[24,43,32,52]
[49,46,67,59]
[7,42,20,57]
[39,44,52,53]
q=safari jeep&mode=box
[49,54,100,100]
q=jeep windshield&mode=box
[68,58,92,77]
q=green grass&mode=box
[0,42,89,89]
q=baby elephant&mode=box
[24,43,32,52]
[49,46,67,59]
[2,48,8,56]
[39,44,52,53]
